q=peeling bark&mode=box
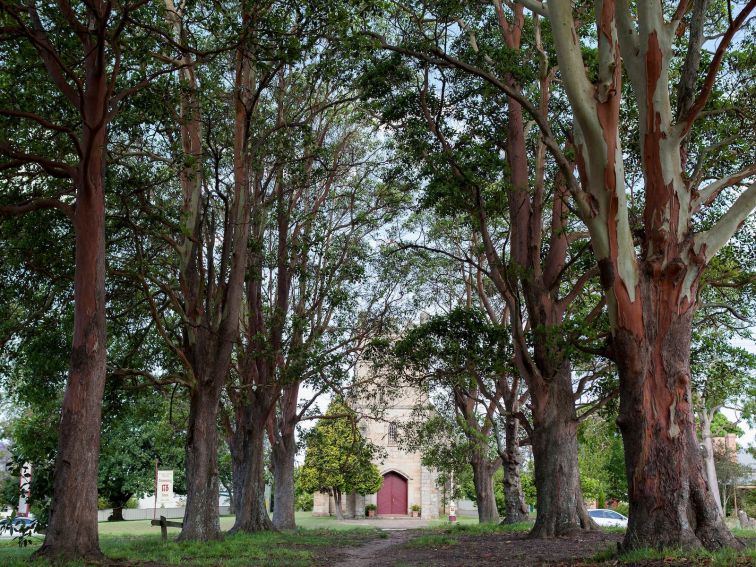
[35,164,107,562]
[613,277,738,550]
[514,0,754,550]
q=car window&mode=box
[589,510,606,518]
[607,511,624,519]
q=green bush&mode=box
[597,487,606,509]
[296,492,314,512]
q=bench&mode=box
[150,515,183,541]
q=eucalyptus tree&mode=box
[223,57,403,530]
[691,316,756,513]
[0,0,189,558]
[506,0,756,549]
[368,222,532,524]
[266,143,401,529]
[359,5,610,535]
[110,0,309,540]
[361,0,756,548]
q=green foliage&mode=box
[294,467,314,512]
[577,416,627,503]
[299,400,383,497]
[0,476,17,510]
[709,413,744,438]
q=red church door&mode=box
[376,472,408,515]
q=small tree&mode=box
[299,400,382,520]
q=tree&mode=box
[356,1,630,534]
[577,415,628,505]
[510,0,756,549]
[362,0,756,548]
[692,326,756,514]
[299,400,382,520]
[0,0,186,558]
[391,308,526,523]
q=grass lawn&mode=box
[591,527,756,566]
[0,512,379,566]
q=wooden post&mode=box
[160,516,167,541]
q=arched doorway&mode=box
[376,471,408,515]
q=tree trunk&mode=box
[179,383,222,541]
[470,454,500,523]
[34,147,107,562]
[529,363,593,538]
[271,430,297,529]
[500,414,529,524]
[229,418,273,533]
[613,283,739,550]
[111,506,124,522]
[699,410,723,514]
[332,489,345,521]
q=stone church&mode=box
[312,376,442,519]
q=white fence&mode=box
[456,499,478,517]
[98,506,231,523]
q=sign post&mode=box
[156,470,174,508]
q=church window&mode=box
[388,422,398,446]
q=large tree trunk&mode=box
[529,363,593,538]
[500,414,529,524]
[111,506,124,522]
[229,417,273,533]
[34,136,107,562]
[271,429,297,529]
[180,383,222,540]
[470,454,500,524]
[613,280,739,550]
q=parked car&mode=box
[0,516,37,535]
[588,508,628,528]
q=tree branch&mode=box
[695,180,756,263]
[694,165,756,212]
[0,197,74,220]
[677,0,756,138]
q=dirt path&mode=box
[320,529,623,567]
[326,530,415,567]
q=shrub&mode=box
[296,492,314,512]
